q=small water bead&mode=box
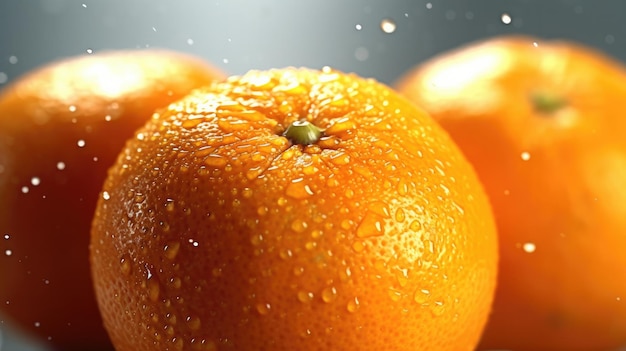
[297,290,314,303]
[380,18,397,33]
[285,180,314,199]
[21,186,29,194]
[164,242,181,260]
[186,315,202,331]
[352,241,365,253]
[147,277,161,302]
[255,303,271,315]
[356,212,385,238]
[321,287,338,303]
[388,288,402,302]
[431,301,446,316]
[30,177,40,186]
[414,289,430,304]
[522,242,536,253]
[120,255,132,275]
[8,55,17,64]
[77,139,86,148]
[56,162,66,170]
[5,250,12,256]
[521,151,531,161]
[355,23,363,31]
[346,297,360,312]
[3,234,8,240]
[501,13,512,25]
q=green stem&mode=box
[283,120,324,145]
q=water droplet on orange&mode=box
[352,241,365,252]
[356,212,385,238]
[285,179,314,199]
[347,297,360,312]
[409,220,422,231]
[186,315,202,331]
[291,219,308,233]
[204,154,228,167]
[395,208,406,222]
[182,117,204,129]
[297,290,314,303]
[414,289,430,304]
[321,286,338,303]
[255,303,271,315]
[388,288,402,302]
[164,242,181,260]
[396,268,409,287]
[147,277,160,302]
[120,255,132,275]
[431,301,446,316]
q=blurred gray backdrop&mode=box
[1,0,625,350]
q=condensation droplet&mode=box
[77,139,86,148]
[285,179,314,199]
[522,242,536,253]
[352,241,365,252]
[355,23,362,30]
[388,288,402,302]
[521,151,531,161]
[432,301,446,316]
[5,249,12,256]
[347,297,360,312]
[501,13,512,25]
[102,191,110,200]
[414,289,430,304]
[120,255,132,275]
[164,242,181,260]
[56,162,66,170]
[255,302,271,315]
[356,212,385,238]
[21,186,29,194]
[186,315,201,331]
[31,177,40,186]
[297,291,314,303]
[147,277,160,302]
[321,287,338,303]
[380,18,397,33]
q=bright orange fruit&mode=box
[90,67,498,351]
[396,35,626,351]
[0,50,225,350]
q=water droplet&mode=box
[30,177,40,186]
[285,179,314,199]
[3,234,9,240]
[501,13,512,25]
[352,241,365,252]
[204,154,228,167]
[164,242,181,260]
[347,297,360,312]
[388,288,402,302]
[56,162,66,170]
[102,191,110,200]
[0,72,7,85]
[77,139,86,147]
[321,286,338,303]
[414,289,430,304]
[279,248,293,260]
[520,151,531,161]
[186,315,202,331]
[5,249,12,256]
[356,212,385,238]
[380,18,397,33]
[432,301,446,316]
[522,242,536,253]
[147,277,160,302]
[34,322,41,328]
[396,268,409,287]
[355,23,363,30]
[425,2,432,9]
[242,188,254,198]
[255,303,271,315]
[182,118,203,129]
[293,266,305,276]
[187,38,194,45]
[21,186,29,194]
[297,291,314,303]
[250,233,263,246]
[120,255,132,275]
[409,220,422,232]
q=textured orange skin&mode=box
[0,50,225,350]
[90,67,498,351]
[396,35,626,351]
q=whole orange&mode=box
[0,50,224,350]
[396,35,626,351]
[90,67,498,351]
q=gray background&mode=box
[1,0,625,350]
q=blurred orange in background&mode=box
[396,35,626,351]
[0,50,225,350]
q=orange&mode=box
[0,50,225,350]
[395,35,626,351]
[89,67,498,351]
